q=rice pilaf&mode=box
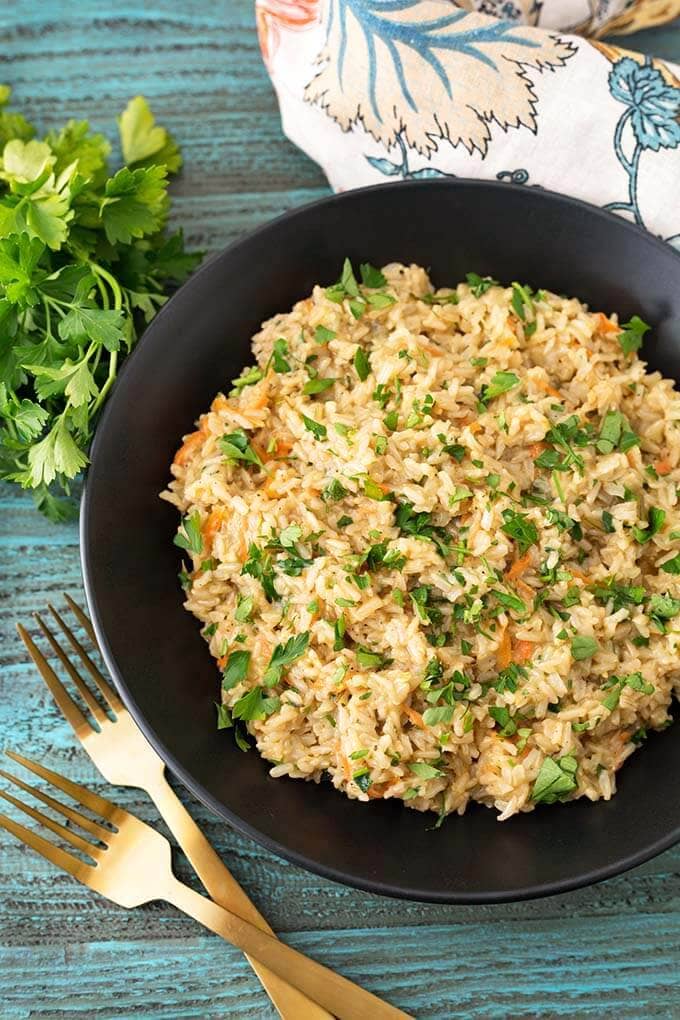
[163,262,679,821]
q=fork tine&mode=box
[0,767,112,841]
[16,624,91,736]
[0,810,92,882]
[34,613,109,726]
[5,751,119,824]
[63,593,97,644]
[47,604,123,713]
[0,785,104,857]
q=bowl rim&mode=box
[81,178,680,903]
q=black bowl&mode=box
[81,180,680,903]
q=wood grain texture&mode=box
[1,3,679,1017]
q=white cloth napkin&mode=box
[256,0,680,247]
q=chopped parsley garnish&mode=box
[589,579,646,611]
[409,762,444,779]
[546,507,582,539]
[493,662,528,693]
[618,316,650,356]
[535,416,591,475]
[511,282,535,328]
[490,589,527,616]
[215,703,232,730]
[360,263,387,288]
[362,541,406,572]
[571,634,599,660]
[648,593,680,632]
[230,365,263,394]
[366,292,396,309]
[633,506,665,544]
[384,410,399,431]
[219,429,263,468]
[488,705,517,737]
[531,755,578,803]
[601,671,654,711]
[363,477,388,501]
[479,371,520,405]
[232,686,280,722]
[174,511,203,555]
[234,595,254,623]
[262,631,309,687]
[471,357,488,367]
[314,325,336,345]
[420,290,458,305]
[353,770,372,793]
[595,410,639,455]
[222,649,251,690]
[501,508,538,555]
[354,346,371,381]
[333,613,346,651]
[356,645,393,669]
[241,543,278,601]
[272,338,291,373]
[278,524,303,548]
[322,478,348,502]
[466,272,498,297]
[374,435,387,455]
[602,510,615,533]
[394,499,451,557]
[301,413,327,441]
[336,514,353,529]
[303,377,335,396]
[422,705,456,726]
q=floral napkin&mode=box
[256,1,680,248]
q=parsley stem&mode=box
[90,262,123,310]
[91,351,118,414]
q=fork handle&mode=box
[162,874,410,1020]
[146,770,331,1020]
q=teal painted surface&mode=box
[1,3,679,1017]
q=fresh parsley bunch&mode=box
[0,87,202,521]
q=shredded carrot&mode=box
[211,394,230,412]
[534,377,562,400]
[516,579,534,601]
[513,639,535,664]
[528,441,547,459]
[342,756,352,782]
[505,551,531,582]
[273,437,293,458]
[202,509,224,547]
[173,429,205,467]
[655,459,672,476]
[237,533,248,562]
[217,655,228,670]
[403,706,426,729]
[468,421,482,434]
[570,568,590,584]
[250,440,267,464]
[246,380,270,410]
[367,784,387,799]
[595,312,620,335]
[420,341,444,357]
[496,628,512,669]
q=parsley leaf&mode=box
[263,631,309,686]
[232,686,281,721]
[360,263,386,288]
[633,507,665,544]
[466,272,498,297]
[501,509,538,555]
[241,543,278,601]
[571,635,599,660]
[531,756,578,803]
[618,316,650,356]
[272,338,291,373]
[219,429,263,468]
[480,371,520,404]
[354,346,370,381]
[174,511,203,555]
[222,649,251,690]
[301,413,327,441]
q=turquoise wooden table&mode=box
[1,4,679,1017]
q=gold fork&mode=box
[0,752,408,1020]
[17,595,330,1020]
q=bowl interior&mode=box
[82,180,680,902]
